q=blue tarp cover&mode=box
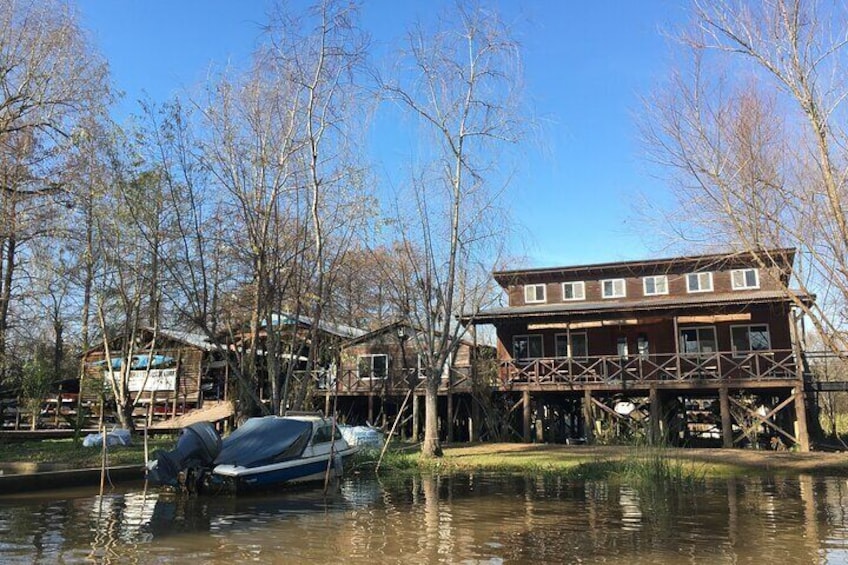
[93,354,175,370]
[213,416,312,468]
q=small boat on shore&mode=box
[147,414,356,494]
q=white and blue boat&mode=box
[147,414,357,494]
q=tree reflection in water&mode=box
[1,474,847,563]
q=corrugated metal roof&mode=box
[271,312,366,339]
[155,328,219,351]
[467,289,812,323]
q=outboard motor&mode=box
[147,422,222,490]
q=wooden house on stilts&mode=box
[462,248,815,450]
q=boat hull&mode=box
[206,447,357,494]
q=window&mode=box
[637,335,650,359]
[601,278,626,299]
[513,335,543,359]
[617,337,629,359]
[312,424,342,444]
[730,325,771,356]
[561,281,585,301]
[524,284,546,303]
[686,272,714,293]
[554,333,588,359]
[731,268,760,290]
[679,327,717,355]
[357,354,388,379]
[642,275,669,296]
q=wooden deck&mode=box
[299,350,802,397]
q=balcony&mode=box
[301,367,476,395]
[498,350,800,388]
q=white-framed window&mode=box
[554,332,588,359]
[524,284,547,303]
[730,324,771,356]
[686,272,714,293]
[679,326,717,355]
[513,334,543,359]
[642,275,669,296]
[561,281,585,301]
[357,354,388,379]
[731,268,760,290]
[601,278,626,299]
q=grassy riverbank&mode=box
[3,437,848,478]
[0,436,173,468]
[361,443,848,479]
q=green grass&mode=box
[366,442,721,487]
[0,436,175,468]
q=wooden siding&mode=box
[495,304,792,360]
[507,266,786,307]
[82,347,204,406]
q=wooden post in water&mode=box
[719,386,733,448]
[368,395,375,426]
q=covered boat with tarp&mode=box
[146,414,356,494]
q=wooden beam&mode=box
[730,394,798,447]
[523,390,531,443]
[793,387,810,452]
[583,389,594,444]
[568,321,603,329]
[676,314,751,324]
[602,319,639,326]
[649,386,660,445]
[719,386,733,448]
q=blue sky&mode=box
[77,0,689,268]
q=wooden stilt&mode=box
[368,394,374,426]
[447,386,454,444]
[649,386,660,445]
[719,386,733,448]
[470,394,480,442]
[411,394,420,443]
[793,386,811,452]
[583,389,594,444]
[523,389,531,443]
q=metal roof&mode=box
[155,328,219,351]
[466,289,812,324]
[270,312,367,340]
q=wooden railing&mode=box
[297,367,477,394]
[498,350,800,387]
[291,351,800,393]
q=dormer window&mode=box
[731,268,760,290]
[643,275,668,296]
[524,284,546,303]
[561,281,585,301]
[686,272,713,293]
[601,278,626,299]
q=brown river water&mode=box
[1,473,848,564]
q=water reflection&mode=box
[1,474,848,563]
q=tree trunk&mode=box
[421,374,442,457]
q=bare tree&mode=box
[641,0,848,354]
[381,3,524,456]
[0,0,109,386]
